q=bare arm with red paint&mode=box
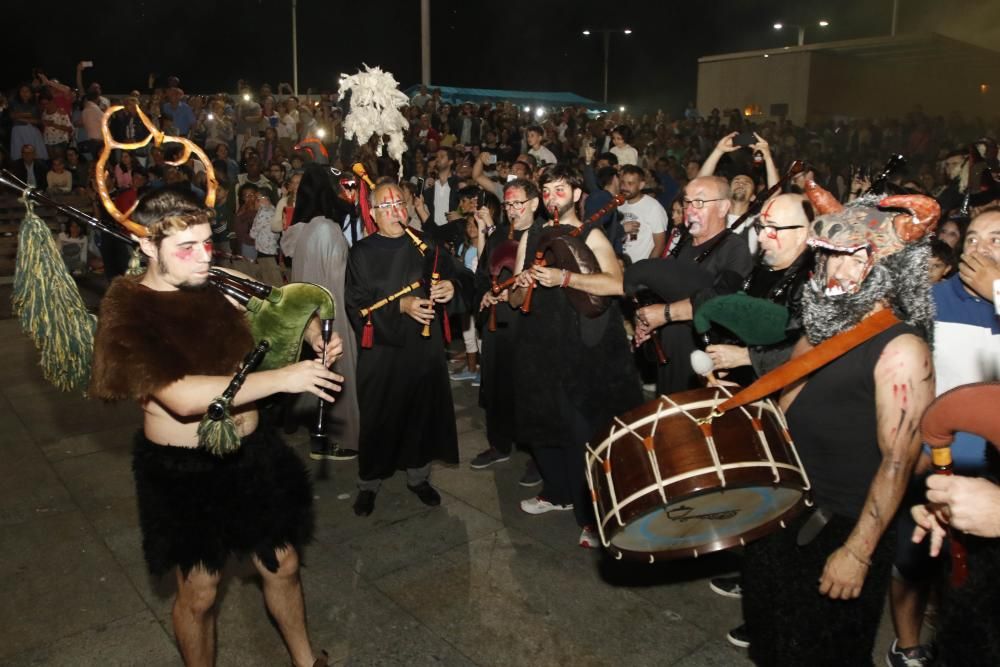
[818,333,934,600]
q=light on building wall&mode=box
[523,106,531,112]
[623,29,632,35]
[818,20,829,27]
[773,22,783,30]
[619,105,626,112]
[981,83,991,94]
[763,54,770,58]
[582,30,591,36]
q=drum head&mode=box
[609,484,805,561]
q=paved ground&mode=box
[0,282,896,666]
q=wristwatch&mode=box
[663,303,672,324]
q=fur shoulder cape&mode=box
[89,277,254,401]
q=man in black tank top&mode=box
[741,182,939,666]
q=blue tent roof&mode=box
[403,84,601,108]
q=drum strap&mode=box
[796,507,833,546]
[717,308,900,414]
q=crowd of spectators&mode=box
[1,64,996,278]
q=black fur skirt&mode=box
[132,428,314,577]
[742,511,895,667]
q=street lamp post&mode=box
[291,0,299,95]
[773,20,829,46]
[582,27,632,105]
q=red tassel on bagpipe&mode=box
[361,314,374,349]
[441,302,452,344]
[358,180,376,236]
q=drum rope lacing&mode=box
[586,389,815,560]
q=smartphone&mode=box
[732,132,755,148]
[417,177,426,192]
[81,61,94,69]
[506,174,517,182]
[476,190,485,208]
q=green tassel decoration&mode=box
[126,246,144,276]
[195,340,270,457]
[11,196,97,393]
[197,403,242,457]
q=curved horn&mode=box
[879,194,941,243]
[94,104,218,239]
[803,179,843,215]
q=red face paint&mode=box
[761,199,776,222]
[173,240,212,261]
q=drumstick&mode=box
[690,350,719,386]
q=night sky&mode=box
[6,0,997,114]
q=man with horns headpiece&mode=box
[740,182,940,665]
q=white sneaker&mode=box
[519,496,574,515]
[579,526,600,548]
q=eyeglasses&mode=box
[682,197,725,209]
[752,221,805,238]
[502,200,530,209]
[373,200,405,210]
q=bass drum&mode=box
[586,386,811,562]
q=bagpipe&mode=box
[1,103,338,457]
[492,194,626,318]
[919,382,1000,587]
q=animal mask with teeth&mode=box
[799,181,940,344]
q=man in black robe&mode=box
[346,182,461,516]
[469,178,541,470]
[509,165,642,547]
[632,176,753,393]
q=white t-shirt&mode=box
[433,178,451,226]
[619,195,668,262]
[728,212,758,256]
[611,144,639,166]
[529,145,558,166]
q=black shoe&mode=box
[726,623,749,649]
[886,639,936,667]
[353,490,376,516]
[470,447,511,469]
[407,481,441,506]
[709,575,743,599]
[310,442,359,461]
[519,459,542,487]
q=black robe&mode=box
[346,232,461,479]
[650,230,752,394]
[473,221,540,446]
[513,224,642,448]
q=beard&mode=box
[732,189,749,203]
[549,199,576,220]
[157,256,211,290]
[802,244,934,345]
